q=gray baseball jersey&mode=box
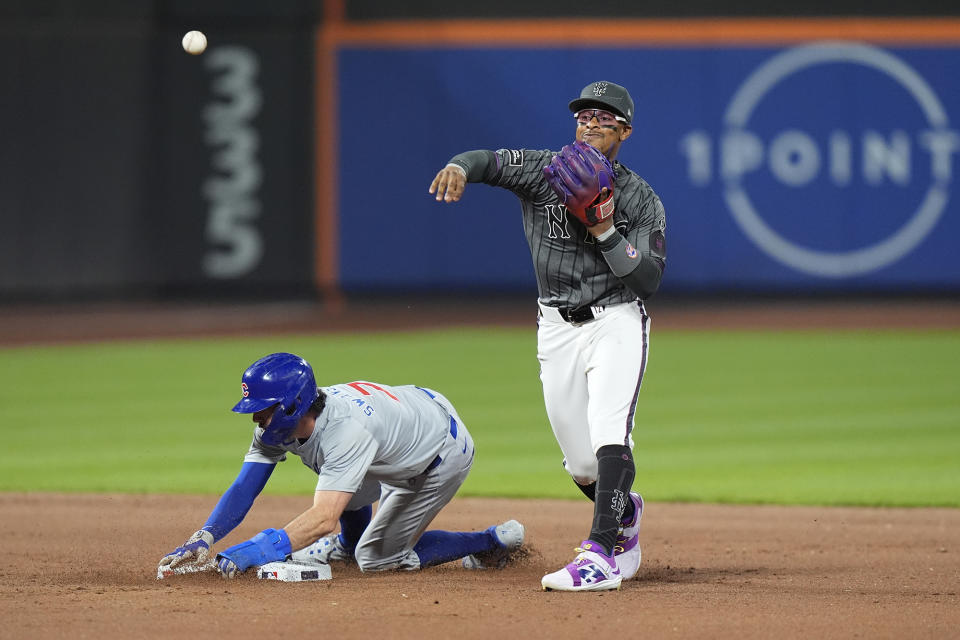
[454,148,666,309]
[243,382,452,493]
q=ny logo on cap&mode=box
[592,82,609,96]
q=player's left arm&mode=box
[593,191,667,300]
[281,427,377,551]
[214,490,354,578]
[215,423,377,577]
[284,490,355,550]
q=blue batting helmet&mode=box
[232,352,319,446]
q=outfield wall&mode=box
[329,35,960,295]
[1,2,959,300]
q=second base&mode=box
[257,561,332,582]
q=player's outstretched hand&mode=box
[158,529,214,569]
[214,528,292,579]
[429,164,467,202]
[216,554,241,579]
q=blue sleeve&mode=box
[201,461,275,542]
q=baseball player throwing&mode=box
[429,81,665,591]
[158,352,524,577]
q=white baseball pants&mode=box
[536,300,650,485]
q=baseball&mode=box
[182,30,207,55]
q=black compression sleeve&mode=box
[448,150,499,182]
[588,445,636,556]
[598,233,664,300]
[570,478,637,524]
[622,255,664,299]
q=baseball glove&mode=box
[542,141,616,227]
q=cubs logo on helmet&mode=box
[232,353,319,446]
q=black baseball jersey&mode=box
[453,148,666,308]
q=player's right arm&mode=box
[429,150,500,202]
[158,461,276,569]
[430,149,554,202]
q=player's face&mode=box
[252,404,278,429]
[575,110,633,159]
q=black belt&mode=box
[424,417,457,471]
[558,305,604,324]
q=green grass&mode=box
[1,328,958,506]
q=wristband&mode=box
[595,226,618,242]
[445,163,467,177]
[217,528,292,572]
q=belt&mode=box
[418,385,459,472]
[558,305,605,325]
[424,417,458,471]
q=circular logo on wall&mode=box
[723,42,953,278]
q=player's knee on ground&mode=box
[354,544,420,572]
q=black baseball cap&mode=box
[568,81,634,125]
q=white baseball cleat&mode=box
[462,519,525,569]
[614,492,644,580]
[541,540,622,592]
[289,533,353,566]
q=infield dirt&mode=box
[1,298,958,639]
[2,493,958,639]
